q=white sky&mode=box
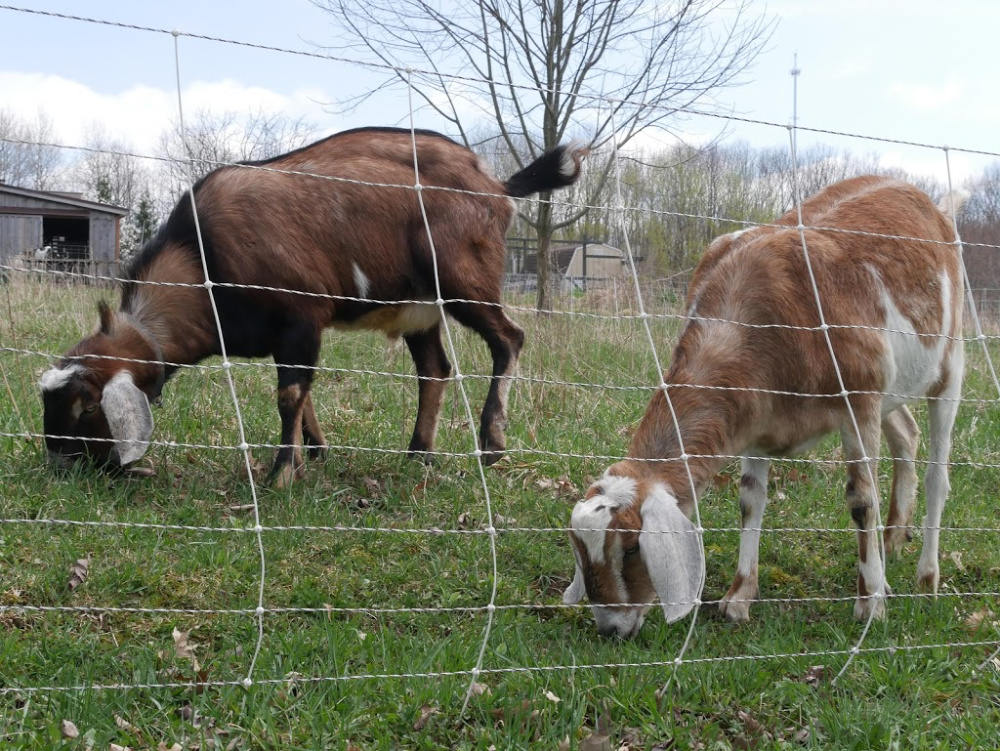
[2,0,998,184]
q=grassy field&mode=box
[1,277,999,750]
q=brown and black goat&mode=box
[564,175,966,638]
[40,127,586,487]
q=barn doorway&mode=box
[43,215,90,260]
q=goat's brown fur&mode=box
[42,128,586,482]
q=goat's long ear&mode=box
[101,371,153,465]
[639,495,704,623]
[563,562,586,604]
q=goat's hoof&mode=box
[270,462,305,490]
[407,449,437,466]
[718,595,753,623]
[883,525,913,557]
[479,448,505,467]
[307,445,328,461]
[853,592,888,621]
[915,566,939,595]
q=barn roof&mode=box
[0,183,128,216]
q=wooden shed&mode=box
[0,183,128,278]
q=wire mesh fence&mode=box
[1,4,999,749]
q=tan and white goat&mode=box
[564,175,965,638]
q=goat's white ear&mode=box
[639,495,705,623]
[563,563,586,604]
[101,371,153,465]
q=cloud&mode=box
[0,70,335,155]
[887,80,964,112]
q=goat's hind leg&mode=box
[301,391,328,460]
[842,406,889,621]
[916,366,962,593]
[447,302,524,465]
[882,406,920,556]
[404,325,452,463]
[269,322,322,489]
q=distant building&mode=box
[507,238,629,291]
[0,183,128,278]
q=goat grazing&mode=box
[564,175,965,638]
[40,127,586,487]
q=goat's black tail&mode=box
[503,142,588,198]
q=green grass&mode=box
[2,278,999,750]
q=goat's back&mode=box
[680,176,963,404]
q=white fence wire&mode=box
[1,2,999,731]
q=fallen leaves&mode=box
[412,704,439,731]
[171,627,201,672]
[60,719,79,739]
[67,557,89,591]
[965,607,997,631]
[579,711,613,751]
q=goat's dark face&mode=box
[40,363,116,468]
[40,301,158,472]
[563,474,705,639]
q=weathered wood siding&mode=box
[89,213,119,276]
[0,214,43,263]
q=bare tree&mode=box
[318,0,773,309]
[157,108,317,198]
[0,109,62,190]
[72,125,151,209]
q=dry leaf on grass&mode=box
[115,715,138,732]
[457,511,471,529]
[109,745,132,751]
[413,704,439,731]
[172,627,201,671]
[580,709,613,751]
[468,681,491,697]
[965,608,996,630]
[737,710,771,741]
[948,551,966,571]
[68,557,89,591]
[557,738,571,751]
[60,719,79,739]
[158,743,183,751]
[797,664,826,687]
[544,690,561,703]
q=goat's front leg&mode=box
[842,414,889,621]
[719,456,770,622]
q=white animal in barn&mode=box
[564,175,966,638]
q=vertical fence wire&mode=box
[782,127,890,681]
[171,31,268,687]
[404,71,501,714]
[606,101,707,687]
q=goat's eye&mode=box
[623,545,640,557]
[83,403,99,415]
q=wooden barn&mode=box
[0,183,128,279]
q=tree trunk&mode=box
[534,192,554,312]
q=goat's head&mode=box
[40,301,164,471]
[564,471,704,639]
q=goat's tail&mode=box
[503,141,588,198]
[937,189,970,219]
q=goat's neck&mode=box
[123,244,216,368]
[613,365,757,513]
